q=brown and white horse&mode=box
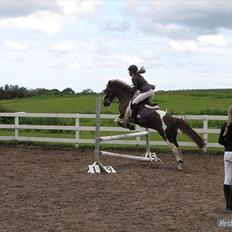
[103,79,206,170]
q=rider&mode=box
[128,64,155,122]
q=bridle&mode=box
[104,93,116,105]
[104,87,117,106]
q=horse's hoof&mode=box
[177,160,183,170]
[128,124,135,130]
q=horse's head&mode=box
[103,80,117,106]
[103,79,134,108]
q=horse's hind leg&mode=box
[165,128,183,170]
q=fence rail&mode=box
[0,112,227,149]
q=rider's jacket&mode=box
[131,73,155,93]
[219,122,232,151]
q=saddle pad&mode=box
[137,107,156,119]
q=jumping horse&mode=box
[103,79,206,170]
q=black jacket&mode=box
[131,73,155,93]
[219,122,232,151]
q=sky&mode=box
[0,0,232,92]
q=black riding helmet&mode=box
[128,65,138,74]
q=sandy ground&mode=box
[0,144,230,232]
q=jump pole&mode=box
[99,131,149,142]
[88,95,161,174]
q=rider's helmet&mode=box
[128,65,138,74]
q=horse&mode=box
[103,79,206,170]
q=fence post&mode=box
[15,113,19,141]
[75,114,80,148]
[145,128,150,154]
[136,125,141,148]
[95,95,101,162]
[203,116,208,150]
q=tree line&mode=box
[0,84,98,100]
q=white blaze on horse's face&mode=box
[156,110,167,131]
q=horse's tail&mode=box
[176,118,206,149]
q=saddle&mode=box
[117,100,159,130]
[132,97,159,119]
[137,103,159,119]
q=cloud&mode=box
[169,34,229,53]
[197,34,228,47]
[100,19,131,32]
[0,11,60,34]
[0,0,101,17]
[0,0,60,17]
[123,1,232,38]
[52,61,80,70]
[0,0,102,34]
[169,40,197,53]
[1,40,28,51]
[56,0,102,16]
[51,40,77,55]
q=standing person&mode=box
[219,105,232,211]
[127,65,155,122]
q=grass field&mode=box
[0,90,230,150]
[0,89,231,114]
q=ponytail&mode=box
[137,66,146,74]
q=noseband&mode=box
[104,96,116,105]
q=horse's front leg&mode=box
[118,121,135,130]
[114,115,135,130]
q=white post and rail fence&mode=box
[0,112,226,149]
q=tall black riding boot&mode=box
[228,185,232,210]
[224,184,230,210]
[129,103,138,123]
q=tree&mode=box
[81,88,95,95]
[51,89,60,95]
[61,88,75,95]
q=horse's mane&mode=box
[110,79,132,93]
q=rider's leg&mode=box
[132,89,154,105]
[130,89,154,122]
[130,103,138,122]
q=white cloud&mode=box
[51,41,77,54]
[1,40,28,50]
[100,19,131,32]
[52,61,80,70]
[0,1,102,34]
[3,52,25,62]
[121,54,146,65]
[56,0,102,16]
[0,11,60,34]
[197,34,228,47]
[169,40,197,53]
[169,34,229,53]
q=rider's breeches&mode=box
[132,89,154,105]
[224,152,232,185]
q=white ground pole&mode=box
[88,95,161,174]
